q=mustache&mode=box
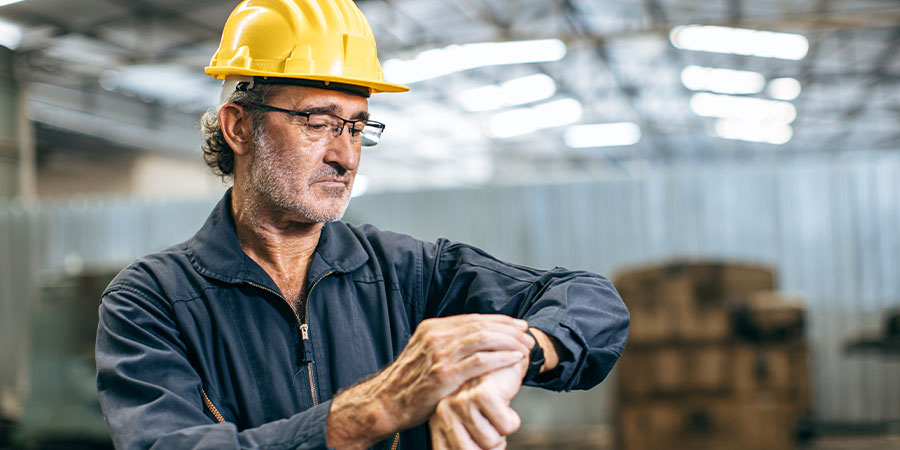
[310,165,351,184]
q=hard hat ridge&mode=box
[206,0,408,96]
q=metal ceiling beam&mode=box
[13,0,224,61]
[826,26,900,152]
[642,0,716,160]
[11,10,134,55]
[106,0,223,38]
[384,8,900,54]
[561,0,666,160]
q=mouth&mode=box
[312,178,350,188]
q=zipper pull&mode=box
[300,323,309,340]
[297,323,314,364]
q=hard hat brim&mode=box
[205,67,409,94]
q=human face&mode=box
[246,86,367,223]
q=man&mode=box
[95,1,629,449]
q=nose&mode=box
[323,124,360,172]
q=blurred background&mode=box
[0,0,898,449]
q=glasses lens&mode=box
[361,123,383,147]
[303,114,340,140]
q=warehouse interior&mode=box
[0,0,899,448]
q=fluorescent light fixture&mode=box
[670,25,809,60]
[458,85,504,112]
[459,74,557,111]
[767,77,802,100]
[564,122,642,148]
[501,74,557,106]
[0,19,22,50]
[714,119,793,145]
[0,0,26,7]
[690,92,797,124]
[384,39,567,84]
[681,65,765,95]
[487,98,582,138]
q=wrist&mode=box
[528,327,561,374]
[326,376,397,449]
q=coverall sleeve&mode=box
[96,284,330,450]
[421,239,630,392]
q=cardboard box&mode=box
[619,275,694,343]
[619,398,801,450]
[680,303,732,342]
[619,343,734,398]
[614,261,775,344]
[732,343,810,411]
[687,345,731,393]
[617,350,654,399]
[618,401,680,450]
[733,291,806,342]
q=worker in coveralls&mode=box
[94,0,630,449]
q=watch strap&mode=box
[523,328,545,382]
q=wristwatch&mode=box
[523,329,545,382]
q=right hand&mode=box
[326,314,532,449]
[378,314,532,427]
[430,355,529,450]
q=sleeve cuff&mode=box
[524,308,588,392]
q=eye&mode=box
[306,123,330,132]
[305,116,333,133]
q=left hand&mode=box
[429,353,529,449]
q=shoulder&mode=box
[327,221,440,279]
[340,222,430,249]
[103,240,200,305]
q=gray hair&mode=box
[200,84,281,179]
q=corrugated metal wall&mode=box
[1,155,898,425]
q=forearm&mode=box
[326,378,396,450]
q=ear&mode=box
[219,103,254,156]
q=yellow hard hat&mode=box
[206,0,408,96]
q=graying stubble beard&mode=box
[244,128,352,224]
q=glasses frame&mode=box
[238,102,386,146]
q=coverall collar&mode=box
[187,188,369,294]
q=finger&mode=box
[477,394,522,436]
[454,314,529,329]
[488,440,508,450]
[445,409,481,450]
[414,317,531,356]
[454,331,531,359]
[430,416,451,450]
[453,351,527,385]
[422,315,528,334]
[451,395,505,449]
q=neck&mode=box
[231,184,323,302]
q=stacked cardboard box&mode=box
[614,262,809,450]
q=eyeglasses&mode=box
[239,102,386,147]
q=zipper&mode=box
[390,432,400,450]
[300,271,333,406]
[247,281,283,300]
[201,389,225,423]
[241,276,395,448]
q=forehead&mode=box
[271,85,369,114]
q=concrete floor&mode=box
[803,434,900,450]
[508,427,900,450]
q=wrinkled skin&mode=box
[430,356,529,450]
[326,314,534,449]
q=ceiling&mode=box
[1,0,898,192]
